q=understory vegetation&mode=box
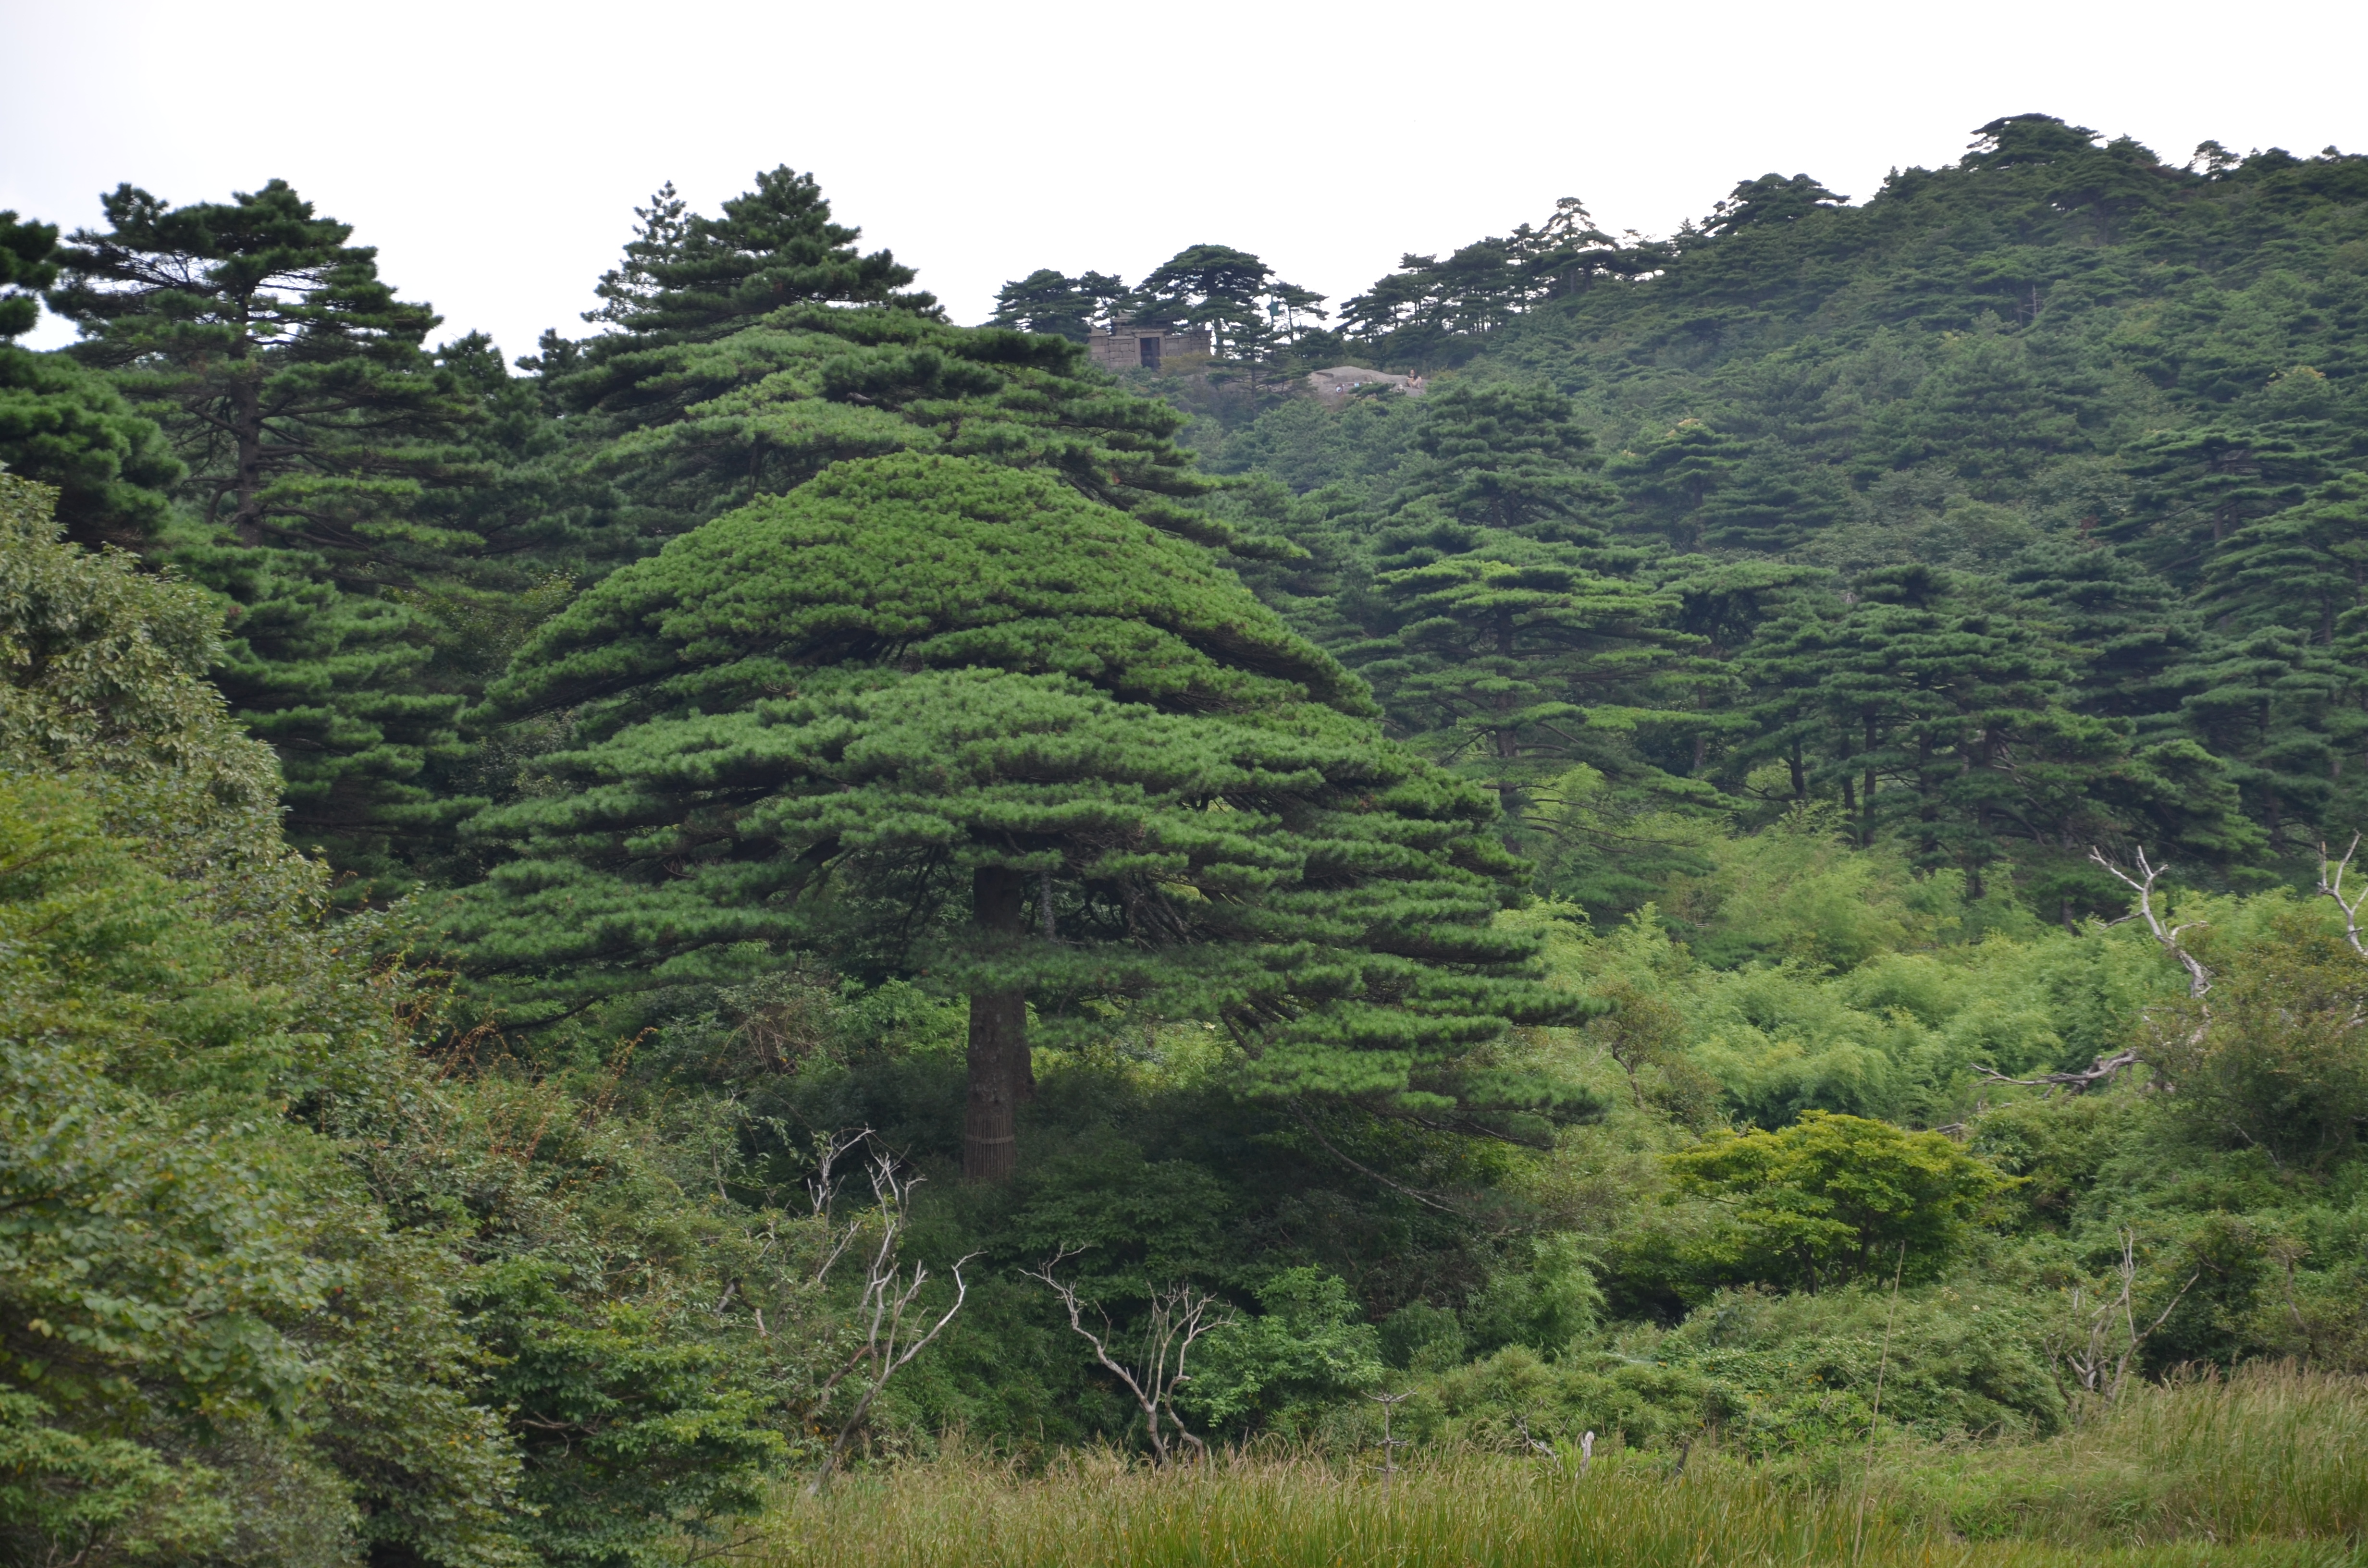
[2,111,2367,1566]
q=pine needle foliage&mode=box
[1320,382,1710,902]
[551,304,1232,565]
[0,345,182,550]
[48,179,491,884]
[456,454,1583,1175]
[537,168,1229,570]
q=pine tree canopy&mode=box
[588,165,931,348]
[0,209,182,550]
[0,344,182,549]
[1704,173,1850,235]
[51,181,482,566]
[2003,537,2201,724]
[456,453,1585,1177]
[2174,625,2354,850]
[1114,244,1330,366]
[1392,380,1619,539]
[988,268,1128,342]
[528,171,1245,569]
[0,210,60,341]
[2202,469,2368,645]
[543,303,1233,566]
[48,179,487,887]
[1124,245,1276,346]
[1728,564,2254,889]
[1325,382,1704,900]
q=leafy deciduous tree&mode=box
[1666,1111,2011,1291]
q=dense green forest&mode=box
[3,113,2367,1567]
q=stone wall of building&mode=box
[1085,324,1212,371]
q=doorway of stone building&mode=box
[1138,334,1161,368]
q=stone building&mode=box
[1085,318,1212,371]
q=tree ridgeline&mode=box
[1186,115,2368,911]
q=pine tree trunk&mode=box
[1861,717,1879,848]
[963,866,1027,1183]
[229,362,266,548]
[1492,605,1521,817]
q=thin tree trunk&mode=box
[963,866,1027,1183]
[229,360,266,547]
[1862,717,1879,847]
[1493,605,1520,816]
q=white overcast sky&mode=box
[6,0,2366,362]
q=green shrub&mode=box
[1186,1270,1384,1434]
[1664,1112,2014,1290]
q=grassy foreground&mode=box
[753,1366,2365,1567]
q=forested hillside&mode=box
[2,114,2366,1568]
[1137,113,2368,918]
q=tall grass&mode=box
[1917,1362,2368,1546]
[751,1365,2363,1568]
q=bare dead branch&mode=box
[808,1127,872,1218]
[1024,1250,1233,1467]
[802,1128,874,1287]
[805,1150,977,1494]
[808,1216,863,1291]
[1976,1047,2140,1098]
[2089,846,2210,998]
[2052,1227,2201,1413]
[2318,835,2368,957]
[2110,1232,2200,1405]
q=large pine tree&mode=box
[2004,536,2204,724]
[2174,626,2356,853]
[2114,420,2342,588]
[454,454,1580,1180]
[2202,470,2368,646]
[49,180,485,886]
